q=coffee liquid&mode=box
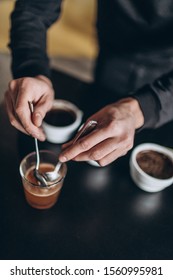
[136,150,173,179]
[24,163,63,209]
[44,108,76,126]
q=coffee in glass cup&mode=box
[19,150,67,209]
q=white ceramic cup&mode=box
[129,143,173,192]
[42,99,83,143]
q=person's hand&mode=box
[5,75,54,141]
[59,98,144,166]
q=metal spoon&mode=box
[28,102,48,187]
[42,120,98,182]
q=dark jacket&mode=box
[9,0,173,129]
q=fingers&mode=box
[62,139,74,150]
[71,138,132,166]
[5,90,29,135]
[5,77,54,141]
[5,89,45,139]
[59,103,136,166]
[71,138,120,161]
[97,148,128,166]
[59,127,108,162]
[32,94,53,127]
[60,133,133,166]
[73,148,128,166]
[15,90,46,140]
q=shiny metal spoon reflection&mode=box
[28,102,48,187]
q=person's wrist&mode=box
[36,75,53,88]
[117,97,144,129]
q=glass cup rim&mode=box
[19,149,67,188]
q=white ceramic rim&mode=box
[131,143,173,183]
[43,99,83,130]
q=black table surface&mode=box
[1,70,173,260]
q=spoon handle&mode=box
[28,102,40,170]
[54,161,62,173]
[34,138,40,170]
[55,120,98,172]
[72,120,98,144]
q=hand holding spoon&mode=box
[42,120,98,182]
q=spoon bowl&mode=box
[42,161,62,182]
[34,168,48,186]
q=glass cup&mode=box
[19,150,67,209]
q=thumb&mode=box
[33,111,43,127]
[33,99,53,127]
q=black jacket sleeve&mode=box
[133,71,173,129]
[9,0,63,79]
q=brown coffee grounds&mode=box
[136,150,173,179]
